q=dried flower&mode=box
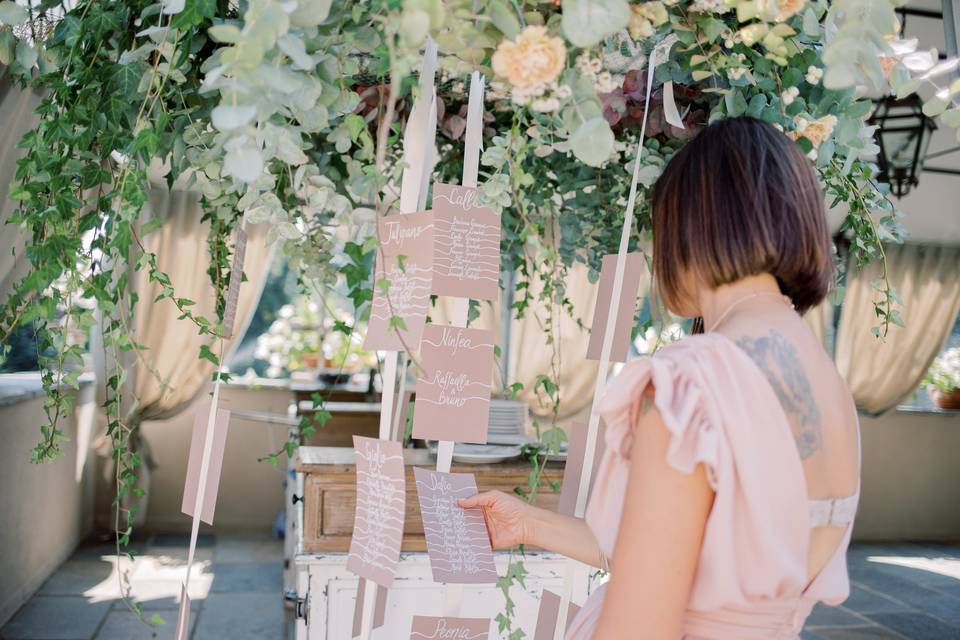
[781,86,800,106]
[690,0,730,13]
[531,96,561,112]
[595,71,619,93]
[771,0,804,21]
[728,67,748,81]
[492,25,566,88]
[628,2,669,39]
[805,65,823,84]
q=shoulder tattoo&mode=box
[736,331,822,459]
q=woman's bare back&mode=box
[718,303,860,583]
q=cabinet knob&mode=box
[291,493,303,505]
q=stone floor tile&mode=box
[93,609,194,640]
[0,596,110,640]
[213,533,285,564]
[37,560,123,599]
[868,612,960,640]
[803,626,907,639]
[842,583,914,615]
[125,579,210,611]
[208,562,283,594]
[806,604,870,628]
[139,546,214,566]
[194,592,285,640]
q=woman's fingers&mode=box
[458,491,499,509]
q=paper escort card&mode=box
[431,183,501,301]
[181,404,231,525]
[586,252,646,363]
[413,467,498,584]
[410,616,490,639]
[351,577,387,637]
[364,211,434,351]
[222,226,247,336]
[412,324,494,444]
[533,589,581,640]
[347,436,406,588]
[558,420,607,517]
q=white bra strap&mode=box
[809,494,859,528]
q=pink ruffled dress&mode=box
[565,333,859,640]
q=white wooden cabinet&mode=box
[294,552,597,639]
[286,456,600,639]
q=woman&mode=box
[460,117,860,639]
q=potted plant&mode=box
[925,347,960,410]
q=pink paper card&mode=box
[181,404,231,525]
[351,577,387,637]
[533,590,581,640]
[412,324,494,444]
[174,585,190,640]
[222,226,247,336]
[586,252,646,363]
[413,467,498,584]
[431,183,501,301]
[410,616,490,639]
[347,436,406,587]
[558,420,607,517]
[364,211,434,351]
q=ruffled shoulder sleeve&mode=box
[590,334,813,610]
[597,338,722,489]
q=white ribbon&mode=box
[432,72,486,623]
[552,36,678,640]
[358,39,440,640]
[176,220,249,640]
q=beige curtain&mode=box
[0,78,44,305]
[89,183,272,525]
[103,184,273,425]
[431,261,649,427]
[835,243,960,415]
[803,300,834,351]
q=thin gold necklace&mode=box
[706,291,793,333]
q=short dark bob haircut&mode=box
[651,116,832,316]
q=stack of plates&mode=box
[487,398,529,445]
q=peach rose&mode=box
[492,26,566,89]
[793,114,838,147]
[755,0,804,22]
[774,0,804,21]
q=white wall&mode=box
[0,379,96,627]
[855,408,960,541]
[94,384,294,533]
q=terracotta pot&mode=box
[301,353,321,369]
[933,387,960,410]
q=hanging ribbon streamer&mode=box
[175,220,247,640]
[355,39,440,640]
[435,69,486,620]
[551,35,678,640]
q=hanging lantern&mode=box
[869,94,938,198]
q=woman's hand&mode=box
[459,490,535,550]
